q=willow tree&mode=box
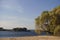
[35,16,41,34]
[35,11,51,34]
[52,6,60,35]
[35,6,60,35]
[39,11,53,34]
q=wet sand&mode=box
[0,36,60,40]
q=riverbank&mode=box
[0,36,60,40]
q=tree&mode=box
[35,16,41,34]
[54,25,60,36]
[13,27,27,31]
[0,27,3,31]
[35,6,60,35]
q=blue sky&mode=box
[0,0,60,29]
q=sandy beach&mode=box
[0,36,60,40]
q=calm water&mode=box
[0,30,38,37]
[0,30,47,37]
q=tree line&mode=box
[0,27,30,32]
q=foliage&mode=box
[54,25,60,36]
[13,27,27,31]
[35,6,60,35]
[0,27,3,31]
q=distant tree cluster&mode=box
[0,27,3,31]
[13,27,27,31]
[35,6,60,36]
[0,27,30,32]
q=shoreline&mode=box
[0,36,60,40]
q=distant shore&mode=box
[0,36,60,40]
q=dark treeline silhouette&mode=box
[13,27,29,32]
[0,27,30,32]
[0,27,3,31]
[0,27,12,31]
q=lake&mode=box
[0,30,47,37]
[0,30,38,37]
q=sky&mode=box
[0,0,60,29]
